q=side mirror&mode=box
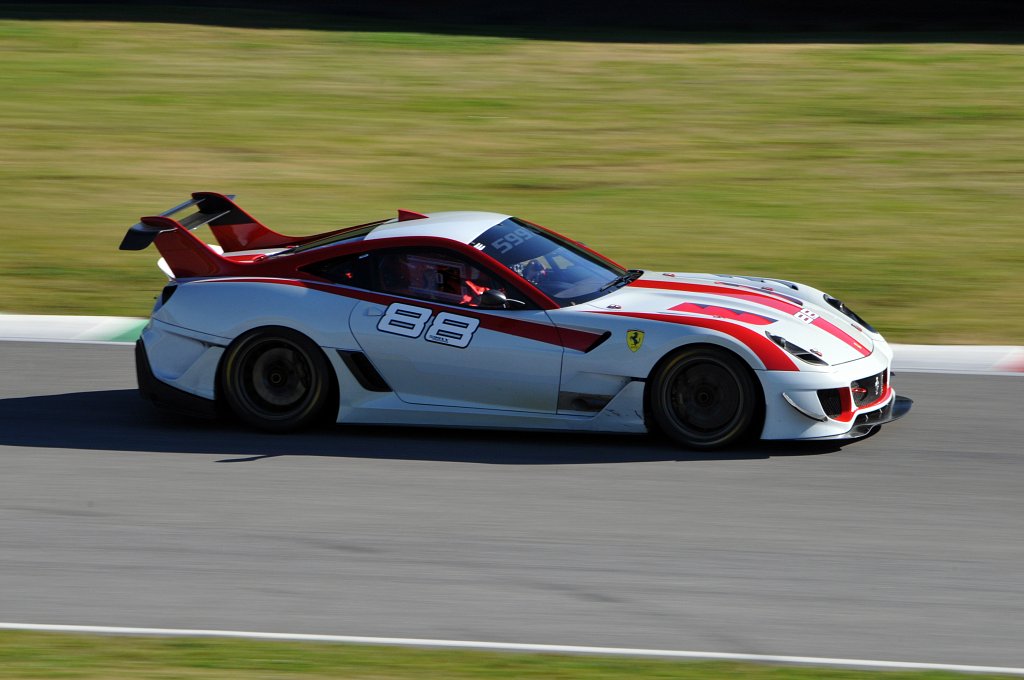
[478,289,527,310]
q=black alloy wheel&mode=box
[650,347,759,449]
[222,327,332,432]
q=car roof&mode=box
[365,211,511,245]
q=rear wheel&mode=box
[650,347,759,449]
[221,327,332,433]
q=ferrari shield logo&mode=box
[626,329,645,352]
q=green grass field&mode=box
[0,631,1016,680]
[1,18,1022,342]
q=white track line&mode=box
[1,623,1022,675]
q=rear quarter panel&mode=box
[154,279,362,351]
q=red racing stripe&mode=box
[591,310,799,371]
[196,277,603,352]
[631,279,803,314]
[811,317,871,357]
[669,302,776,325]
[634,279,871,357]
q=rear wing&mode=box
[119,192,311,279]
[120,192,396,279]
[119,192,298,253]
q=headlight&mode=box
[766,332,828,366]
[823,294,876,333]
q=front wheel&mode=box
[650,347,760,450]
[221,327,332,433]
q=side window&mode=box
[375,248,515,307]
[303,253,375,289]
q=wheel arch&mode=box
[215,324,340,427]
[642,341,767,442]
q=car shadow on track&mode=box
[0,390,846,463]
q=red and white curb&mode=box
[893,343,1024,376]
[1,314,1021,375]
[0,623,1022,675]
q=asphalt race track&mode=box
[1,341,1022,667]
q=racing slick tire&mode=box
[650,346,760,450]
[221,326,333,433]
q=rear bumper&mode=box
[135,338,218,418]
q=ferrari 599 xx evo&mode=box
[120,192,911,449]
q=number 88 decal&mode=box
[377,303,480,349]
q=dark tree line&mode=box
[4,0,1021,36]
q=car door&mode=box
[346,246,564,412]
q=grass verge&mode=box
[0,631,1016,679]
[0,18,1022,342]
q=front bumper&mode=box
[806,394,913,440]
[758,344,913,440]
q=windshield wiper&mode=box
[600,269,643,292]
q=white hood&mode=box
[588,272,875,366]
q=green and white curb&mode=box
[0,314,148,344]
[1,314,1021,374]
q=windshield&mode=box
[469,218,627,306]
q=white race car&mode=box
[121,193,911,449]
